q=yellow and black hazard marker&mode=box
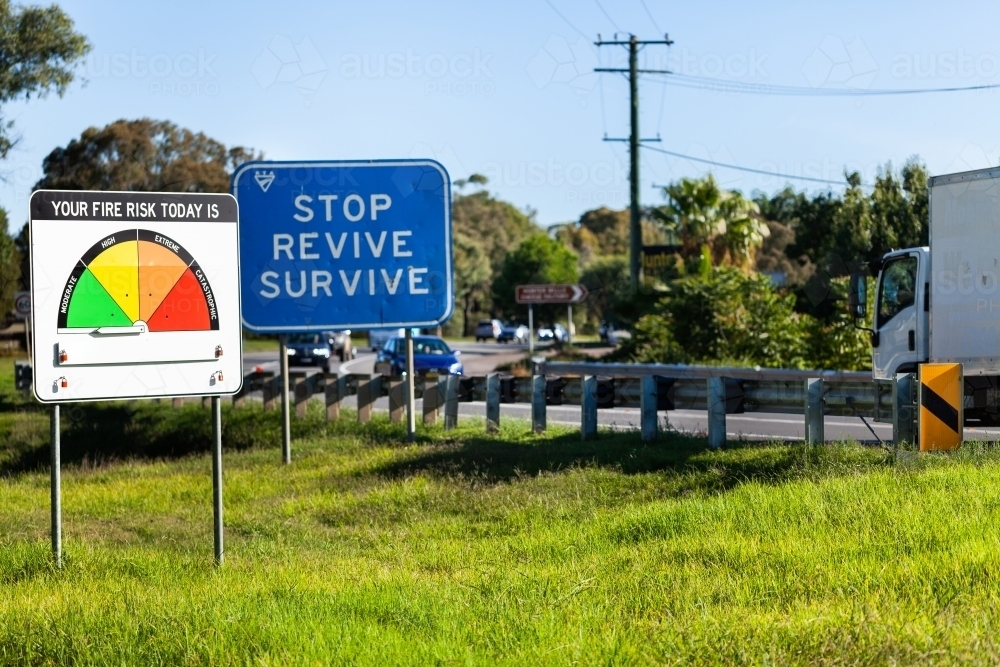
[918,363,963,451]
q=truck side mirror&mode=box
[849,271,867,318]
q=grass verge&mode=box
[3,360,1000,664]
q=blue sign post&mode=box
[233,159,453,452]
[232,160,453,332]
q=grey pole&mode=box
[893,372,916,446]
[211,396,224,566]
[528,304,534,356]
[405,329,416,442]
[50,404,61,568]
[485,373,500,433]
[279,334,291,464]
[805,378,825,445]
[444,374,459,430]
[581,375,597,439]
[531,374,546,433]
[707,377,726,449]
[640,375,658,441]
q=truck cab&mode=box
[869,247,930,381]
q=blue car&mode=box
[375,336,464,376]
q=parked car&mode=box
[474,319,502,342]
[497,323,529,343]
[285,333,333,373]
[374,336,463,376]
[324,330,356,361]
[536,323,568,343]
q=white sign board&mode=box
[13,291,30,319]
[29,191,243,402]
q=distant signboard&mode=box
[13,291,30,319]
[232,160,453,332]
[515,284,588,304]
[642,245,681,273]
[28,190,243,403]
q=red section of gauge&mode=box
[146,268,211,331]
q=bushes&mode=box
[622,268,870,371]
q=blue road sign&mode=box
[233,160,453,332]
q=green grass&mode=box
[4,360,1000,664]
[242,336,278,353]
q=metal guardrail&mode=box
[13,360,910,445]
[539,360,871,383]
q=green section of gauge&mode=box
[66,268,130,328]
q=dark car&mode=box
[285,333,334,373]
[374,336,463,376]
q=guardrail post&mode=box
[708,377,726,449]
[325,374,345,421]
[388,379,405,423]
[263,376,277,411]
[294,375,312,419]
[423,374,439,425]
[444,375,459,430]
[805,378,824,444]
[486,373,500,433]
[893,372,916,445]
[172,397,184,408]
[581,375,597,439]
[531,374,546,433]
[357,374,381,423]
[641,375,658,441]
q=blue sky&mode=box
[4,0,1000,230]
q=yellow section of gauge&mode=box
[86,240,139,322]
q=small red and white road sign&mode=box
[13,291,30,319]
[516,284,588,304]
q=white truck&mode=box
[852,166,1000,423]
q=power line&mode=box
[642,143,862,186]
[593,0,623,33]
[639,0,662,33]
[540,0,590,40]
[650,71,1000,96]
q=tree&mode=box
[0,207,17,320]
[0,0,90,159]
[453,231,491,336]
[652,174,769,271]
[491,234,578,321]
[34,118,260,192]
[451,186,537,321]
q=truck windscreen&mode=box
[877,255,917,328]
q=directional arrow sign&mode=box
[516,284,589,304]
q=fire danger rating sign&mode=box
[918,362,963,451]
[29,190,243,403]
[515,284,588,304]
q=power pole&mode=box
[596,33,673,292]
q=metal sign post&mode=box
[405,329,416,442]
[50,404,61,568]
[528,304,534,356]
[279,334,291,464]
[567,305,573,346]
[211,396,224,565]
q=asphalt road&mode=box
[240,342,1000,442]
